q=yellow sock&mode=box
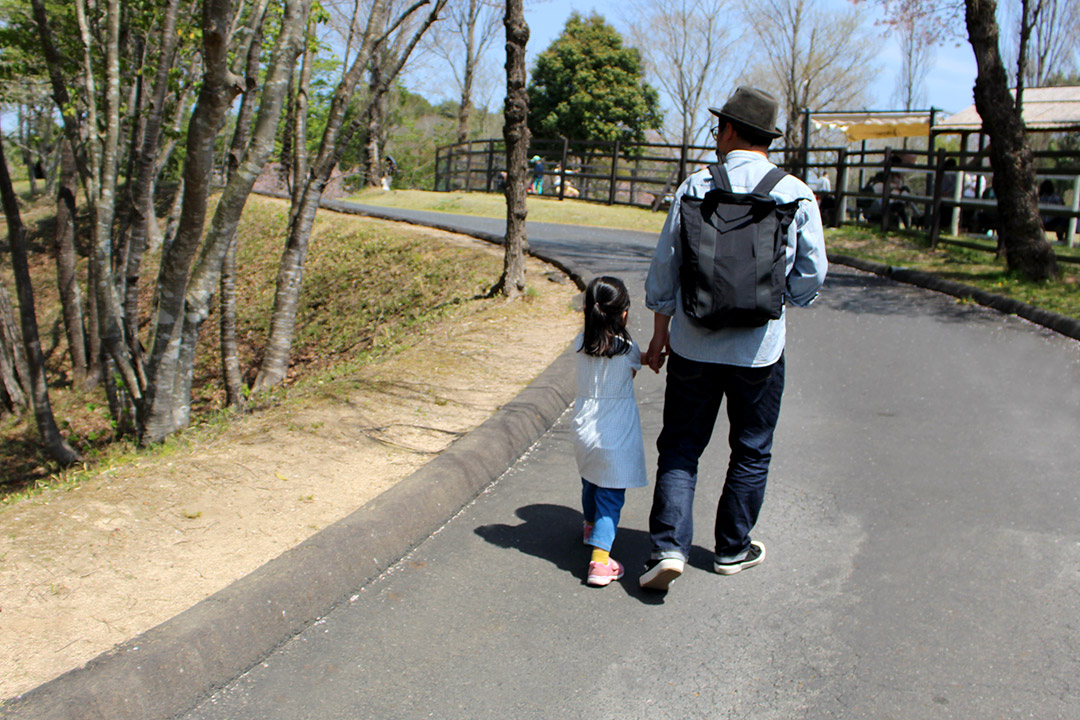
[591,548,610,565]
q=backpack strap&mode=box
[751,167,788,196]
[708,163,731,192]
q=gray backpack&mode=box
[679,163,800,329]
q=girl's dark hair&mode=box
[581,276,632,357]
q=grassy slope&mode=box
[1,195,513,499]
[352,188,1080,321]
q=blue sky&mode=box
[519,0,978,116]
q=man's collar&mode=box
[723,149,771,164]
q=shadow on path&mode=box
[474,503,715,605]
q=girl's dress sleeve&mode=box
[629,339,642,372]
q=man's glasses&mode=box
[709,125,719,140]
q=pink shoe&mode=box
[583,522,594,545]
[586,558,624,587]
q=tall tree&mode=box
[121,0,185,374]
[53,138,89,387]
[0,131,81,463]
[0,284,30,414]
[965,0,1057,280]
[892,11,935,110]
[624,0,740,148]
[871,0,1058,282]
[253,0,448,392]
[424,0,503,144]
[747,0,878,150]
[527,13,662,143]
[1001,0,1080,87]
[497,0,529,298]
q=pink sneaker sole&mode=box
[586,558,624,587]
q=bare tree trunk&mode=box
[455,0,479,145]
[122,0,182,376]
[54,139,89,386]
[0,127,81,464]
[226,0,269,183]
[497,0,529,299]
[281,79,296,196]
[141,0,310,442]
[84,251,103,387]
[159,176,185,253]
[140,0,245,442]
[220,231,245,409]
[17,105,38,197]
[82,0,144,405]
[292,24,313,208]
[365,64,389,187]
[965,0,1058,282]
[253,0,447,392]
[0,284,30,411]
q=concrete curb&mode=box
[2,203,591,720]
[830,253,1080,342]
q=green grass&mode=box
[827,225,1080,320]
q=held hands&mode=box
[644,334,669,373]
[644,311,673,373]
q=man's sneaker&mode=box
[586,558,624,587]
[582,522,594,545]
[638,557,684,591]
[714,541,766,575]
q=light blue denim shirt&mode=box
[644,150,828,367]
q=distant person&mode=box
[808,171,834,225]
[571,276,648,587]
[1039,179,1067,243]
[640,86,827,592]
[552,165,581,198]
[380,156,397,191]
[530,155,545,194]
[864,171,915,229]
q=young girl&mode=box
[572,276,648,587]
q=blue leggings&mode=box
[581,479,626,552]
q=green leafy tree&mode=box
[527,12,662,143]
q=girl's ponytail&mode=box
[581,276,632,357]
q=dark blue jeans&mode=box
[649,352,785,562]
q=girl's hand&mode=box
[645,336,669,373]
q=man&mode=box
[530,155,545,195]
[640,86,827,591]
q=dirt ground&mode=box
[0,233,580,700]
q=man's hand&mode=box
[645,312,672,373]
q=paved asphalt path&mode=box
[184,206,1080,719]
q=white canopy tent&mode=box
[809,110,937,142]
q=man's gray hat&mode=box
[709,87,783,139]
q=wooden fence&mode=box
[434,137,1080,249]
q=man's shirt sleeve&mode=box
[786,197,828,307]
[644,177,691,317]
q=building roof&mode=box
[809,110,935,141]
[933,85,1080,133]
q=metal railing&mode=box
[434,137,1080,248]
